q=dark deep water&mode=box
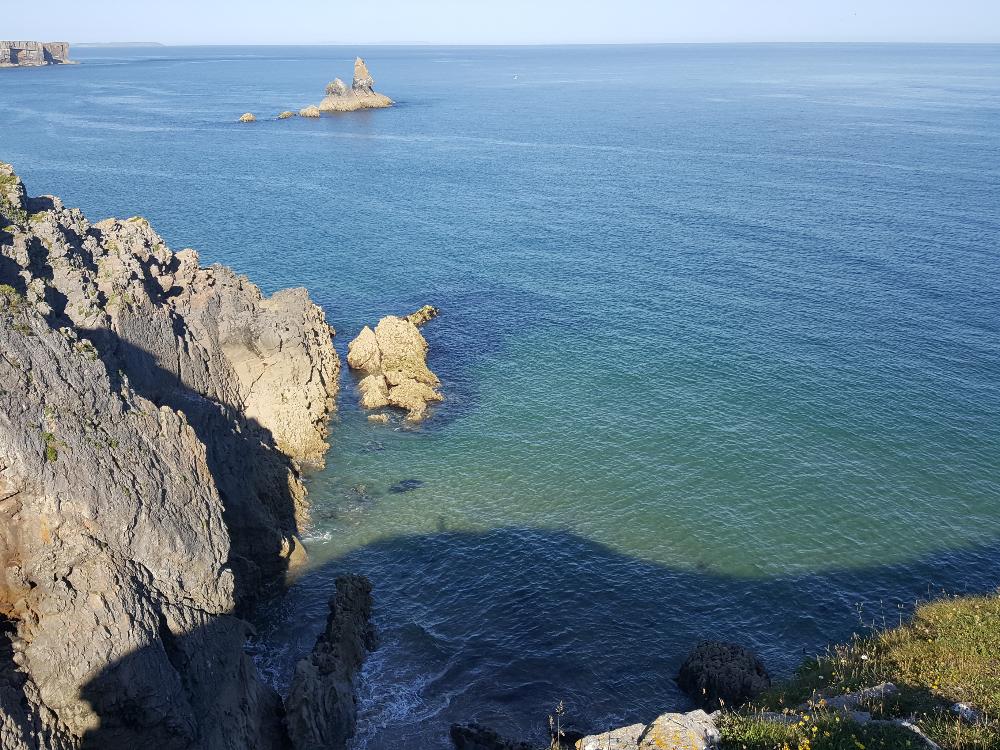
[2,44,999,747]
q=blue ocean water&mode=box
[3,44,1000,748]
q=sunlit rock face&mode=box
[0,162,339,750]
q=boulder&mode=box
[638,710,720,750]
[575,710,720,750]
[238,112,257,123]
[286,575,378,750]
[278,110,296,119]
[450,723,535,750]
[677,641,770,711]
[347,313,443,421]
[299,105,321,118]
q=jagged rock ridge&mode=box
[0,162,340,749]
[313,57,393,113]
[285,575,378,750]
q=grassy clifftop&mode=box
[721,592,999,750]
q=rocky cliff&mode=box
[0,43,72,68]
[0,162,339,749]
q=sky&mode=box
[5,0,999,45]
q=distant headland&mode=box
[0,41,74,67]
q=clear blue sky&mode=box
[6,0,999,45]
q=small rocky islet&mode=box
[239,57,393,122]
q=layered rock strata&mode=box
[347,310,443,421]
[0,42,73,68]
[0,162,339,749]
[285,575,378,750]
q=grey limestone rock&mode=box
[0,162,340,749]
[285,575,378,750]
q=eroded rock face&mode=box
[0,162,340,749]
[285,575,378,750]
[313,57,393,113]
[347,312,443,421]
[677,641,770,711]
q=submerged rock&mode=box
[278,110,296,119]
[286,575,378,750]
[0,162,339,749]
[389,479,424,493]
[347,312,443,421]
[450,723,535,750]
[239,112,257,122]
[677,641,770,711]
[309,57,393,113]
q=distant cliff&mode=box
[0,42,73,67]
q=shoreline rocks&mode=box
[677,641,771,711]
[286,575,378,750]
[0,161,339,749]
[347,309,443,422]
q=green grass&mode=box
[722,594,1000,750]
[0,283,24,311]
[42,431,60,463]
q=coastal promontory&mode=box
[0,42,73,67]
[0,162,339,749]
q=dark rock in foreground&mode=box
[450,723,536,750]
[677,641,771,711]
[286,575,378,750]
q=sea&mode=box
[2,43,999,748]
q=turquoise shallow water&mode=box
[3,43,1000,747]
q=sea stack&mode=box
[314,57,393,113]
[0,41,74,67]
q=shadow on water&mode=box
[28,518,992,747]
[261,527,1000,749]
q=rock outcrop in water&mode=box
[347,309,443,421]
[306,58,393,114]
[0,162,339,749]
[677,641,770,711]
[0,42,73,68]
[286,575,378,750]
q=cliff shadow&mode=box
[256,526,1000,749]
[67,522,1000,748]
[91,331,306,608]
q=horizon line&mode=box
[70,40,1000,47]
